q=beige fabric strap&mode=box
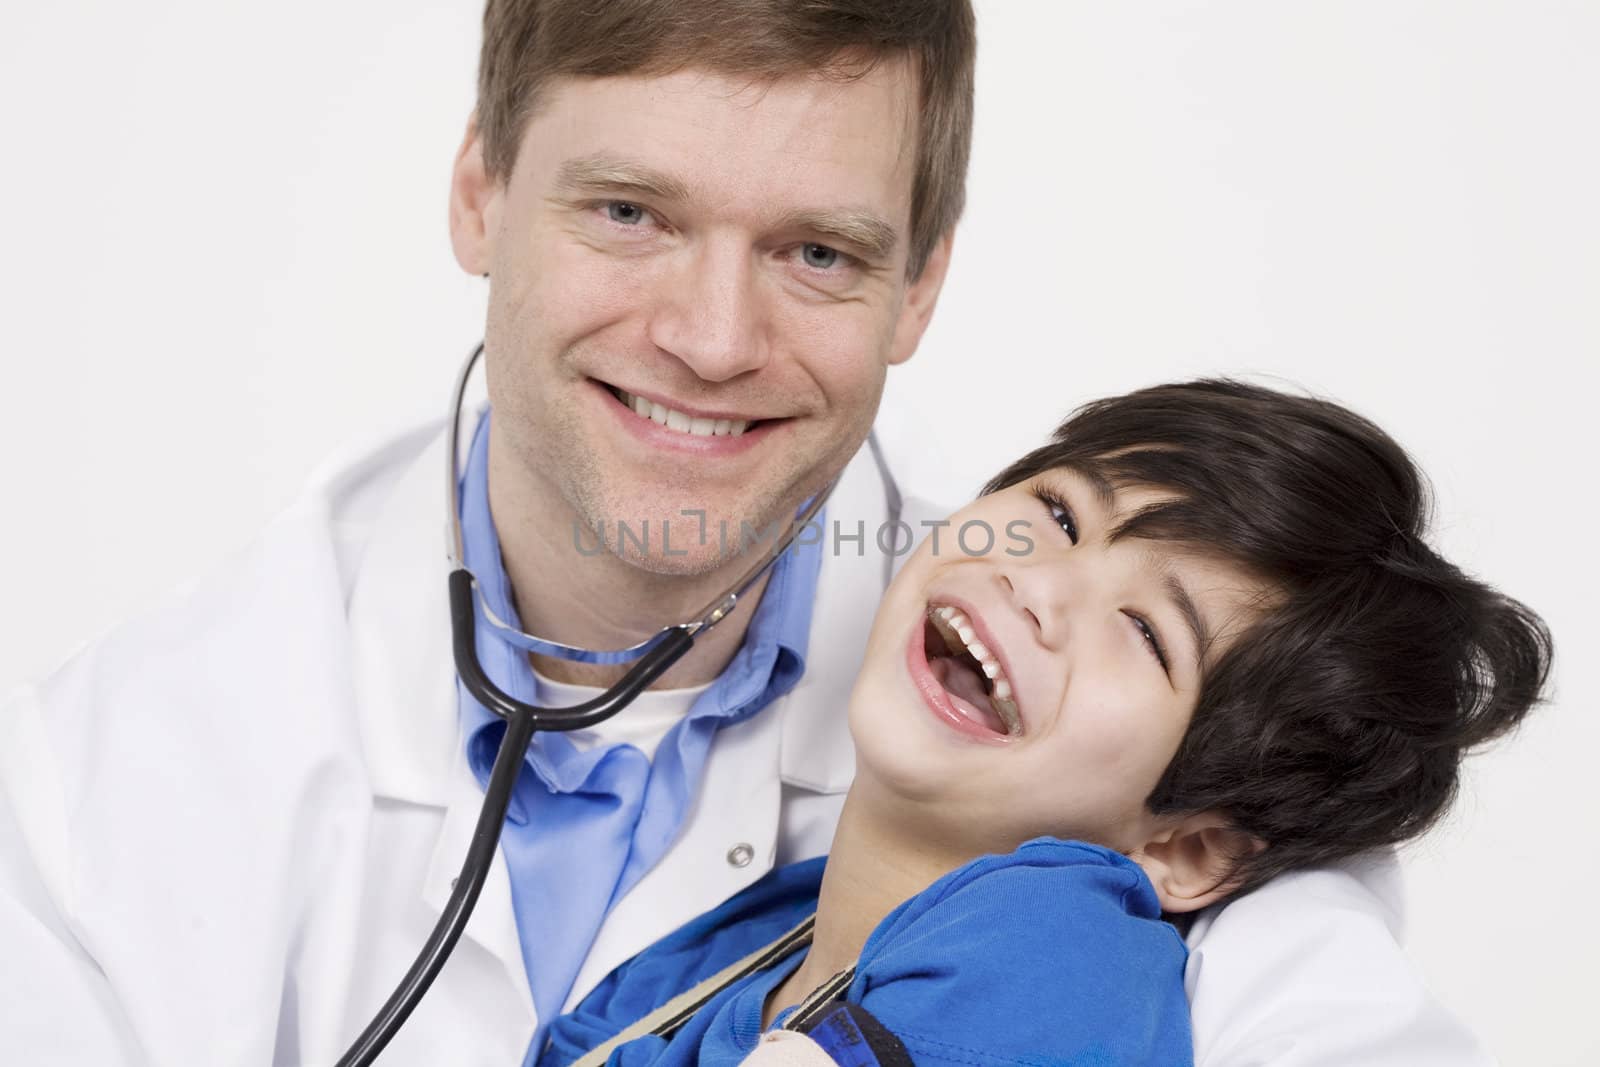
[571,915,818,1067]
[778,963,857,1033]
[737,1030,844,1066]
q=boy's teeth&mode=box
[991,691,1020,735]
[619,389,750,437]
[927,604,1023,736]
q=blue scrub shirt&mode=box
[540,839,1194,1067]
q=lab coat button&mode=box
[726,843,754,868]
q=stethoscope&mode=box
[336,342,859,1066]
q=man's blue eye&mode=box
[607,202,647,225]
[801,243,839,269]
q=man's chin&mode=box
[568,502,806,578]
[608,544,752,579]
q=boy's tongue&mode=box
[929,655,1006,734]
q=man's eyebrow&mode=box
[555,154,899,262]
[554,154,692,203]
[773,208,899,262]
[1163,571,1213,670]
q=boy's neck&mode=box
[761,784,975,1028]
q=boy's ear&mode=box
[1128,812,1267,914]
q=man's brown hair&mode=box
[475,0,976,278]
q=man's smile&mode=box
[597,379,775,438]
[590,378,786,456]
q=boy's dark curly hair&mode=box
[982,380,1553,896]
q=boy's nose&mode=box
[646,241,771,382]
[1000,554,1093,651]
[998,573,1047,641]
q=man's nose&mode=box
[646,241,770,382]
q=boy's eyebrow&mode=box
[1164,571,1212,669]
[555,153,692,203]
[1085,470,1209,667]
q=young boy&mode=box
[538,380,1552,1067]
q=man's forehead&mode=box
[533,54,919,115]
[521,62,920,208]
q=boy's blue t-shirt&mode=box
[539,838,1193,1067]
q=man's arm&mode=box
[1185,850,1495,1066]
[0,687,147,1065]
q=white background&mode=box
[2,2,1595,1063]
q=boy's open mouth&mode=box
[924,603,1022,737]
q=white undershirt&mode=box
[529,665,715,763]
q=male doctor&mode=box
[0,1,1494,1065]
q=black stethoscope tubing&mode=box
[335,343,840,1066]
[334,575,696,1067]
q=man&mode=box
[0,2,1492,1065]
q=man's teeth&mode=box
[931,605,1022,735]
[616,389,751,437]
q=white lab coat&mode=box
[0,420,1494,1066]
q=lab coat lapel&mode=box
[776,444,898,795]
[344,415,535,1014]
[777,449,949,795]
[562,690,787,1010]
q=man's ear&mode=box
[1128,812,1267,915]
[449,112,503,278]
[886,230,955,366]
